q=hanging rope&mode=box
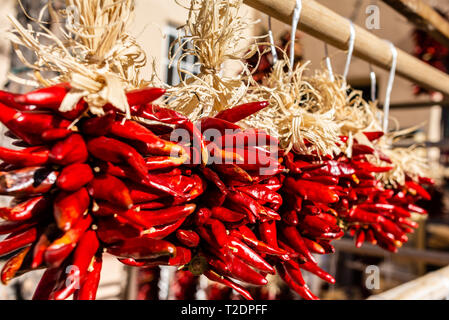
[290,0,302,72]
[342,20,355,85]
[383,42,398,133]
[268,16,278,65]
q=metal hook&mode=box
[342,20,356,84]
[290,0,302,72]
[324,43,335,82]
[383,41,398,133]
[268,16,278,65]
[369,64,377,102]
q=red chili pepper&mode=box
[353,161,394,173]
[302,174,339,185]
[226,190,259,223]
[0,103,70,144]
[283,261,306,286]
[214,101,269,123]
[299,261,336,284]
[53,188,90,231]
[407,203,427,215]
[200,117,241,135]
[141,217,187,240]
[51,230,100,300]
[32,266,64,300]
[363,131,384,141]
[1,246,31,285]
[0,196,49,222]
[281,225,316,263]
[145,156,187,171]
[405,180,431,201]
[259,220,278,248]
[0,227,37,257]
[211,207,245,223]
[81,111,116,136]
[88,174,133,209]
[110,119,184,157]
[126,87,166,107]
[73,255,102,300]
[355,229,365,248]
[284,177,339,204]
[87,136,148,180]
[227,236,275,274]
[283,210,299,226]
[200,167,228,194]
[31,224,58,269]
[352,144,375,156]
[276,263,319,300]
[0,167,58,196]
[44,215,92,268]
[195,207,212,226]
[140,204,196,228]
[302,237,326,254]
[56,163,94,192]
[236,185,282,205]
[41,128,72,142]
[0,146,49,167]
[176,229,200,248]
[107,237,176,260]
[232,230,286,257]
[204,270,254,300]
[214,164,253,183]
[204,219,229,247]
[49,134,88,166]
[13,83,70,110]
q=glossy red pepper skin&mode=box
[1,246,32,285]
[0,227,37,257]
[41,128,72,142]
[224,255,268,286]
[88,174,133,210]
[32,266,64,300]
[176,229,200,248]
[0,146,49,167]
[227,236,275,274]
[107,237,176,260]
[355,229,365,248]
[0,196,49,222]
[126,87,166,107]
[81,111,116,136]
[0,167,58,196]
[276,263,319,300]
[110,119,184,157]
[363,131,384,141]
[87,136,148,180]
[53,188,90,231]
[73,255,102,300]
[57,163,94,192]
[44,215,92,268]
[140,204,196,228]
[300,260,336,284]
[281,225,316,263]
[204,219,229,247]
[31,224,58,268]
[211,207,245,223]
[259,220,278,249]
[0,103,70,145]
[284,177,339,204]
[141,217,187,240]
[214,101,269,123]
[204,270,254,300]
[51,230,100,300]
[49,134,88,166]
[13,83,70,110]
[405,180,431,201]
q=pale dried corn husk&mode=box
[165,0,258,121]
[7,0,149,118]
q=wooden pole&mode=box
[382,0,449,48]
[368,265,449,300]
[242,0,449,96]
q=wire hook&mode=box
[324,43,335,82]
[268,16,278,65]
[342,20,356,85]
[290,0,302,72]
[383,41,398,133]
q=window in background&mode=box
[163,25,200,86]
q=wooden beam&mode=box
[242,0,449,96]
[368,265,449,300]
[382,0,449,48]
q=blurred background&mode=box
[1,0,449,300]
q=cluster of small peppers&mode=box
[0,83,433,301]
[0,84,212,300]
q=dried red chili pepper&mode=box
[56,163,94,192]
[88,174,133,209]
[53,188,90,231]
[50,134,88,166]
